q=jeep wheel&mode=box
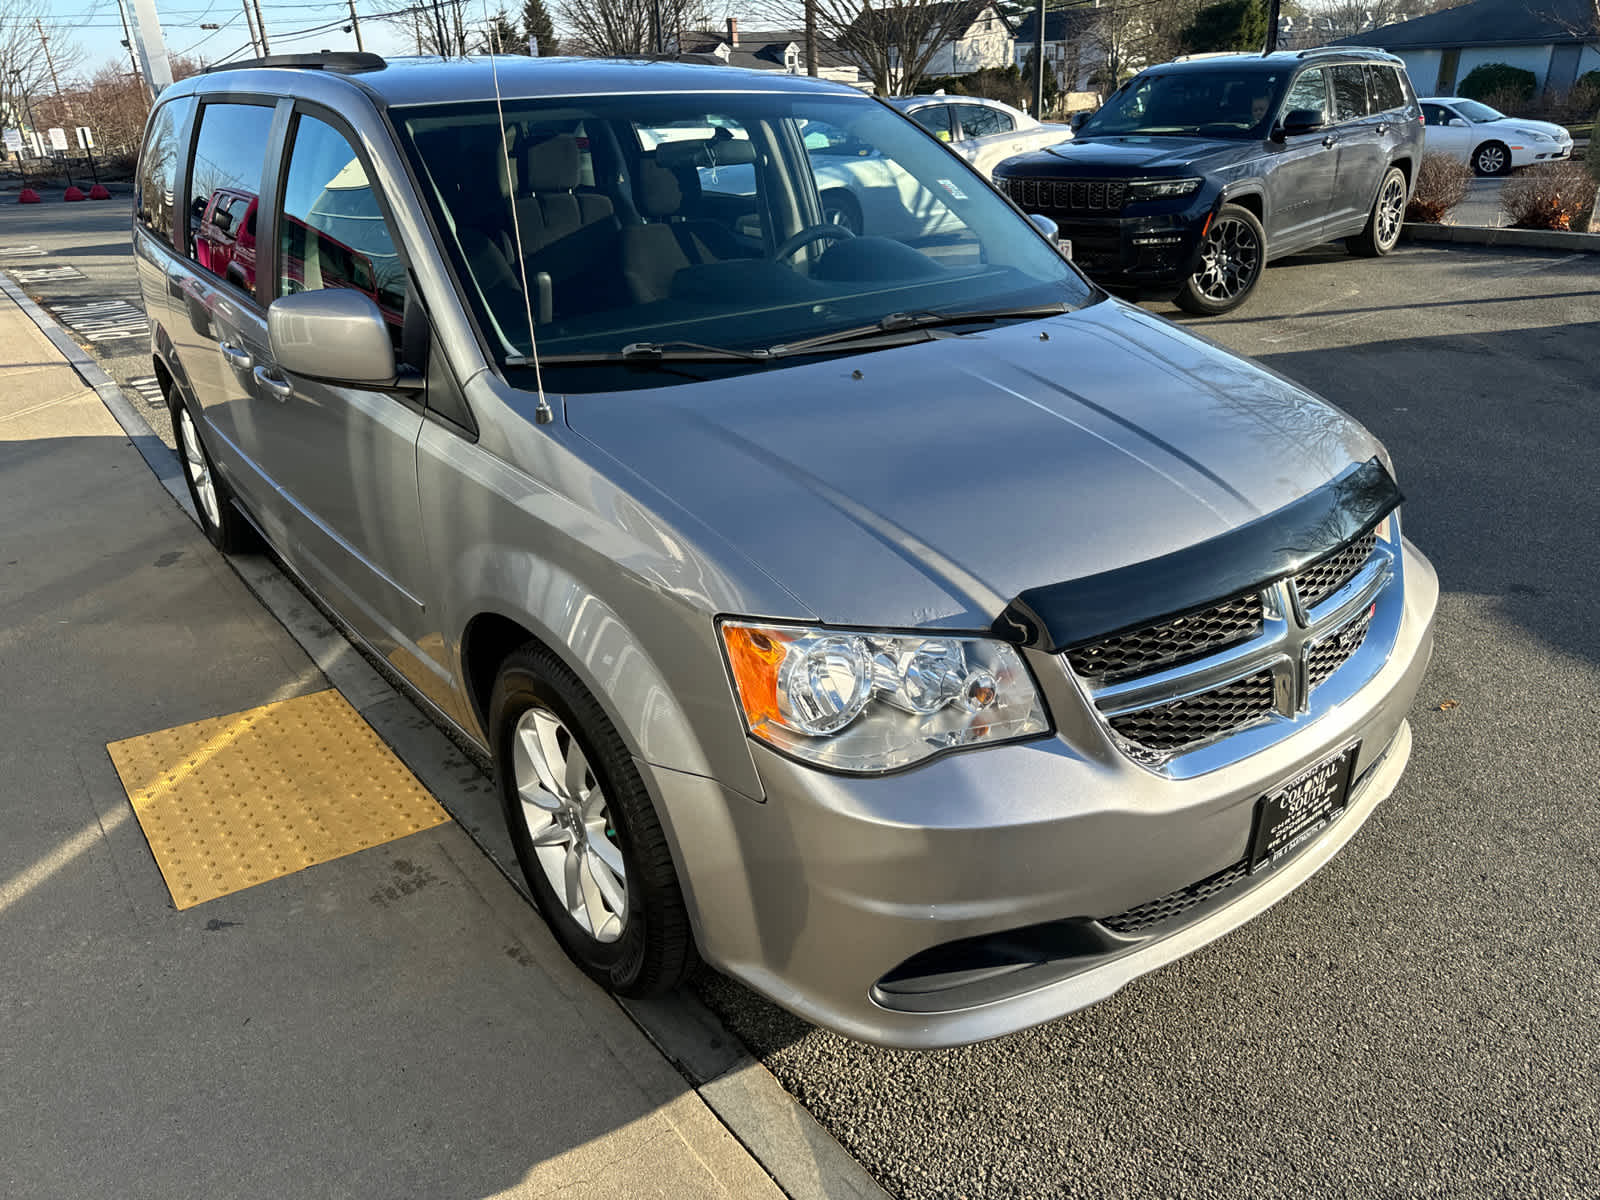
[1175,204,1265,316]
[1349,166,1408,257]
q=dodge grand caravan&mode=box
[133,53,1436,1048]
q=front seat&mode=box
[515,133,621,318]
[621,161,745,305]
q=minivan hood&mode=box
[1027,135,1255,174]
[566,299,1384,630]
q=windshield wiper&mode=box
[767,302,1070,358]
[537,340,773,365]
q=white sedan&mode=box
[885,95,1073,178]
[1420,97,1575,176]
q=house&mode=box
[678,19,867,87]
[1335,0,1600,96]
[845,0,1017,87]
[1011,6,1108,92]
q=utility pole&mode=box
[1032,0,1046,118]
[251,0,272,54]
[114,0,147,104]
[347,0,365,51]
[34,19,66,101]
[242,0,261,55]
[805,0,818,75]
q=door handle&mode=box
[218,341,253,371]
[1322,135,1338,148]
[1375,123,1390,135]
[253,365,294,401]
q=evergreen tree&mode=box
[478,8,529,53]
[1180,0,1268,53]
[521,0,559,55]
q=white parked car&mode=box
[1420,97,1575,176]
[886,94,1073,178]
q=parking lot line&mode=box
[107,689,450,909]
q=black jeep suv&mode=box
[994,49,1423,314]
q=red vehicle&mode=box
[194,187,258,290]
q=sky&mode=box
[34,0,481,79]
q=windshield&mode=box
[1453,100,1506,123]
[393,92,1091,388]
[1080,68,1287,139]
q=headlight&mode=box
[1125,177,1203,201]
[1519,130,1553,142]
[720,621,1049,773]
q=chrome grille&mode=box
[1108,671,1275,753]
[1001,176,1127,212]
[1308,606,1373,691]
[1067,592,1263,681]
[1293,530,1378,610]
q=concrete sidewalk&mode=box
[0,291,783,1197]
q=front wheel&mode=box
[1174,204,1265,316]
[490,643,695,997]
[1473,141,1510,176]
[1348,165,1408,257]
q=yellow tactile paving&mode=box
[107,689,449,910]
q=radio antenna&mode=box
[483,1,552,423]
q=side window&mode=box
[1366,66,1404,113]
[955,104,1013,139]
[187,102,274,293]
[135,95,195,248]
[910,105,953,143]
[1282,69,1329,123]
[1329,65,1369,123]
[1422,103,1450,127]
[278,113,407,352]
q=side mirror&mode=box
[211,208,233,234]
[1448,117,1469,128]
[268,289,403,387]
[1027,212,1072,260]
[1070,111,1093,131]
[1280,109,1326,137]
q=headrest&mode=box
[522,134,581,193]
[636,162,682,218]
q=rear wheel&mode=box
[1473,141,1509,176]
[490,642,695,997]
[1348,166,1408,257]
[1174,204,1265,316]
[821,189,862,236]
[173,397,255,553]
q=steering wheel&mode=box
[773,222,855,261]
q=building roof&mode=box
[678,28,860,72]
[1011,6,1102,44]
[847,1,1011,41]
[1335,0,1599,50]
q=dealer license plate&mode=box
[1248,742,1359,873]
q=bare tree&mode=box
[558,0,703,55]
[387,0,471,55]
[1298,0,1411,41]
[814,0,994,94]
[1,0,84,135]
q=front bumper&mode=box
[1049,203,1211,289]
[649,540,1437,1049]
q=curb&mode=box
[1402,222,1600,252]
[1,273,891,1200]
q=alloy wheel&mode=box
[1476,144,1506,175]
[1376,173,1406,249]
[511,704,628,943]
[1193,215,1262,304]
[178,407,221,530]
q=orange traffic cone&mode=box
[64,186,86,201]
[19,188,42,203]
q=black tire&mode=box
[821,189,862,236]
[1473,141,1510,177]
[171,392,256,553]
[489,642,695,997]
[1348,165,1408,258]
[1174,203,1266,316]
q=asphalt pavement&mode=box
[6,197,1600,1198]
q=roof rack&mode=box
[201,51,387,75]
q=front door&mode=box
[251,108,434,665]
[951,102,1024,176]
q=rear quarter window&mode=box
[135,95,196,248]
[1366,66,1405,113]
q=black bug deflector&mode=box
[997,458,1402,654]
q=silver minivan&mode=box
[133,53,1437,1048]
